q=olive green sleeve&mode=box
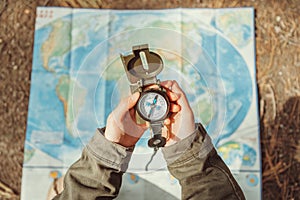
[53,124,245,200]
[162,124,246,200]
[53,128,134,200]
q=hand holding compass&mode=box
[104,80,194,149]
[160,80,195,146]
[106,44,196,170]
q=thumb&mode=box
[118,92,140,114]
[128,92,140,109]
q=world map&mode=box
[22,7,261,200]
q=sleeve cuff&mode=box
[85,127,134,172]
[162,123,214,165]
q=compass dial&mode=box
[137,90,169,122]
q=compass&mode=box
[121,44,169,148]
[136,89,170,122]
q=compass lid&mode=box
[121,44,163,84]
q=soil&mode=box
[0,0,299,199]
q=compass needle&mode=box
[153,95,158,104]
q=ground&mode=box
[0,0,299,199]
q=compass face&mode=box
[137,90,169,122]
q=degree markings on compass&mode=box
[139,51,149,73]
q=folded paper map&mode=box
[22,7,261,200]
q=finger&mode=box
[170,80,185,95]
[160,80,174,90]
[170,103,181,112]
[117,92,140,117]
[171,81,193,109]
[128,92,140,109]
[164,113,177,124]
[161,80,185,99]
[144,84,160,90]
[161,80,189,107]
[166,90,179,102]
[169,112,179,121]
[164,118,171,125]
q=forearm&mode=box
[162,124,245,200]
[53,128,133,200]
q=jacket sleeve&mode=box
[53,128,134,200]
[162,123,246,200]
